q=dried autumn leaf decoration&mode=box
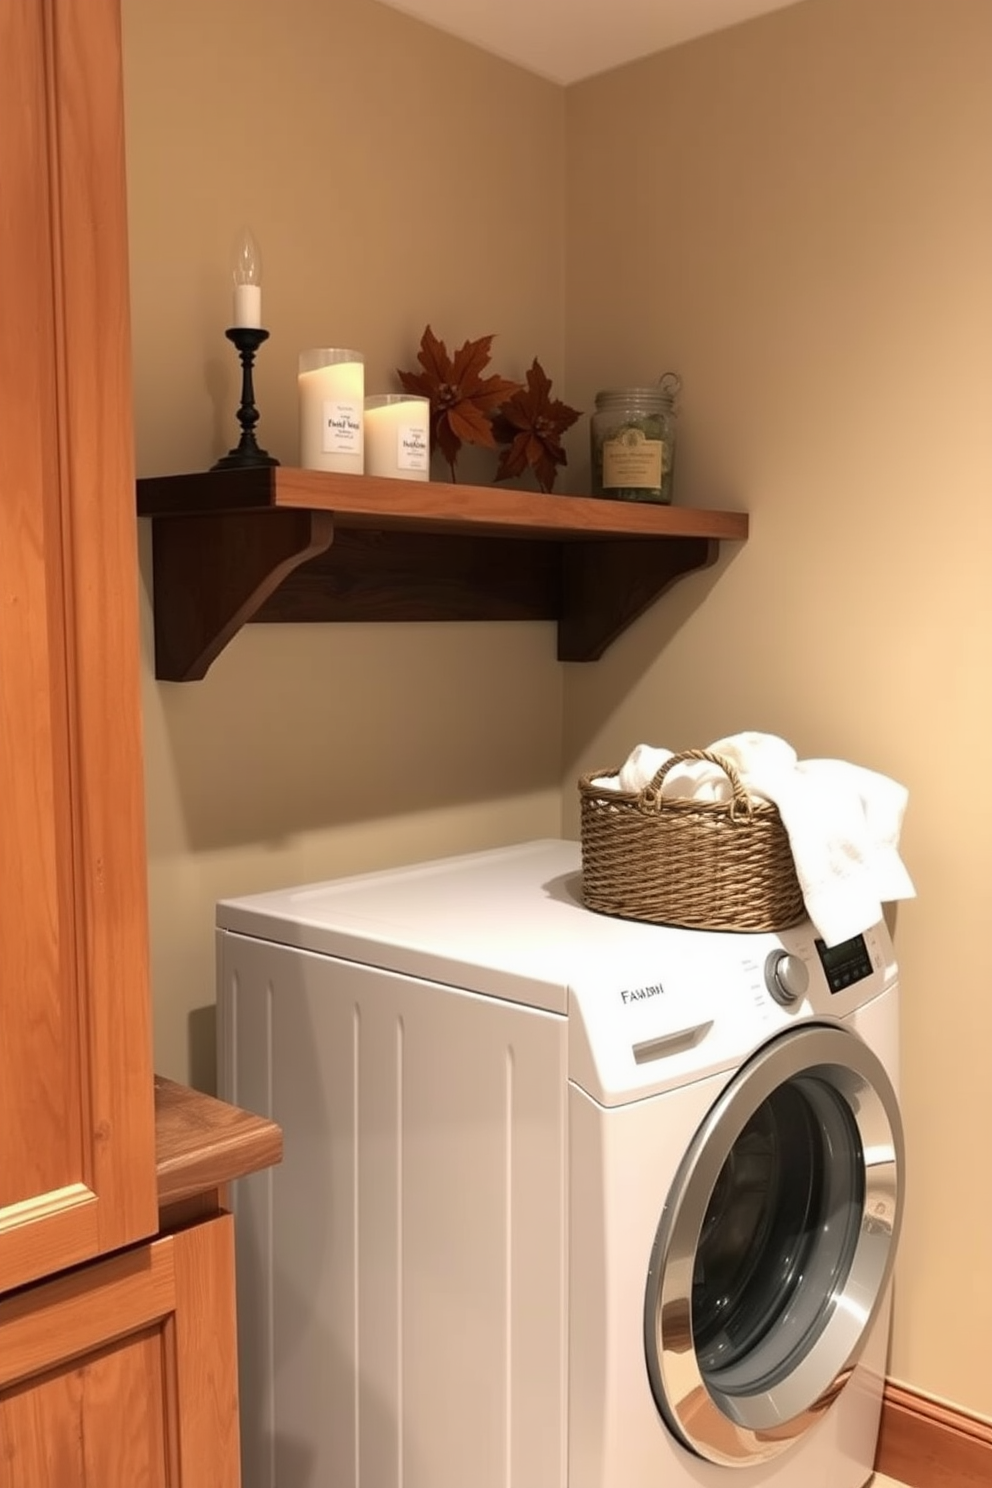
[398,325,522,480]
[492,358,581,494]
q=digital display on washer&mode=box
[815,933,873,993]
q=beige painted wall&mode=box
[563,0,992,1421]
[124,0,991,1430]
[122,0,567,1088]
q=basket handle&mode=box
[641,748,752,815]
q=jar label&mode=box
[603,429,664,489]
[322,400,362,454]
[398,423,429,472]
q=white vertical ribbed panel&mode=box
[217,941,279,1488]
[219,930,567,1488]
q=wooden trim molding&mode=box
[876,1382,992,1488]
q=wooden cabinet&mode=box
[0,1218,240,1488]
[0,3,281,1482]
[0,0,156,1292]
[0,1081,281,1487]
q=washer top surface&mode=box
[217,839,895,1030]
[219,839,744,1005]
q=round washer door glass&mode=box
[643,1024,903,1467]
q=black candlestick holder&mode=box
[211,326,280,470]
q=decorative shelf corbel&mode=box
[137,467,748,681]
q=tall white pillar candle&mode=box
[298,349,365,473]
[364,394,430,481]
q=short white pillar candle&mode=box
[233,283,262,328]
[298,349,365,473]
[363,394,430,481]
[232,228,263,327]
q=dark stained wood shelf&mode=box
[136,467,749,682]
[154,1075,282,1210]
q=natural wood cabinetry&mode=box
[1,1,282,1481]
[0,1084,281,1488]
[0,0,156,1293]
[0,1217,240,1488]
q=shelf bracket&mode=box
[558,536,716,661]
[149,508,335,681]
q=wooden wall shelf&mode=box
[136,467,749,682]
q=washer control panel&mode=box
[814,932,874,993]
[763,951,810,1005]
[568,916,895,1103]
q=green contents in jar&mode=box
[590,375,680,504]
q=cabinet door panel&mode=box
[0,0,79,1221]
[0,1216,242,1488]
[0,0,156,1289]
[0,1329,169,1488]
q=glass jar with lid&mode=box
[590,372,681,504]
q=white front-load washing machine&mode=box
[217,839,903,1488]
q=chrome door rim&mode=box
[643,1023,903,1467]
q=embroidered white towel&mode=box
[797,759,916,905]
[707,731,798,787]
[707,734,915,945]
[741,759,887,946]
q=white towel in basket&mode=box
[616,744,672,794]
[602,746,733,801]
[590,731,915,946]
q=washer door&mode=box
[643,1023,903,1467]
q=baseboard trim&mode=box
[876,1382,992,1488]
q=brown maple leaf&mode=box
[492,359,581,494]
[397,325,522,480]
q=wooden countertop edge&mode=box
[155,1075,283,1207]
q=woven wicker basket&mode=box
[579,748,805,932]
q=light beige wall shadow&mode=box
[124,0,568,1087]
[127,0,992,1430]
[563,0,992,1422]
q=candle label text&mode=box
[397,424,429,472]
[322,400,362,455]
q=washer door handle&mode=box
[632,1021,714,1066]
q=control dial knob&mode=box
[764,951,810,1006]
